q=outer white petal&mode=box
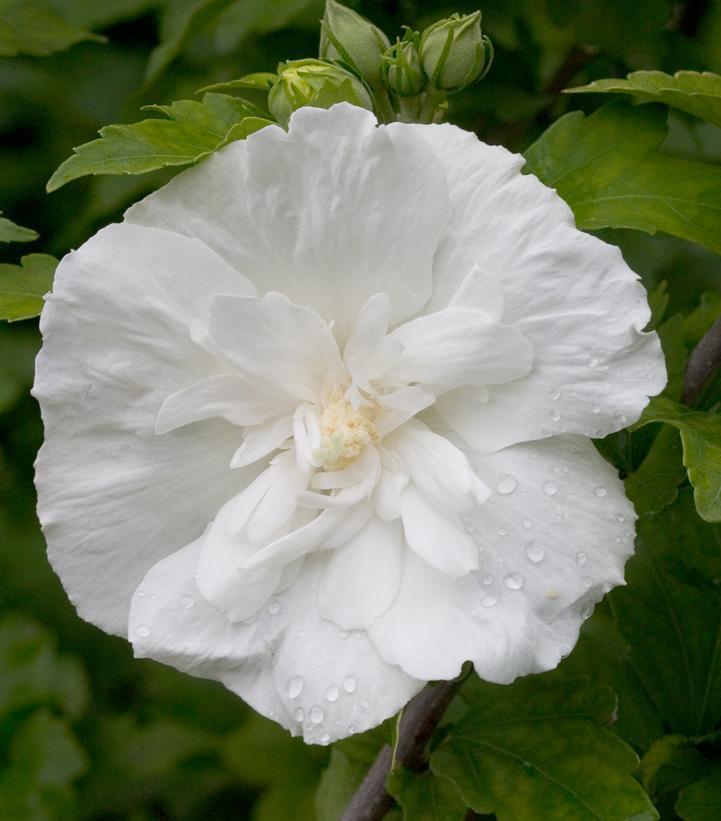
[403,122,665,450]
[317,516,403,630]
[230,415,294,469]
[126,104,451,342]
[129,544,424,743]
[369,434,635,684]
[34,222,259,636]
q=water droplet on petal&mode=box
[310,706,325,724]
[543,481,557,497]
[326,684,339,703]
[319,732,331,745]
[179,595,194,610]
[589,357,599,368]
[504,572,524,590]
[551,410,561,422]
[616,513,626,522]
[497,475,517,495]
[575,551,587,566]
[343,676,357,694]
[582,602,594,619]
[559,643,571,658]
[482,574,494,585]
[268,599,280,615]
[287,676,305,698]
[362,699,370,709]
[552,465,562,475]
[582,576,592,589]
[549,388,561,401]
[592,404,601,414]
[481,594,498,607]
[338,630,348,639]
[135,625,150,639]
[594,486,607,498]
[497,528,508,536]
[293,707,305,722]
[525,542,545,563]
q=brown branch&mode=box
[341,678,463,821]
[681,315,721,407]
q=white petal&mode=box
[34,222,258,636]
[127,103,450,343]
[400,485,481,578]
[130,545,423,743]
[317,516,403,630]
[296,446,381,509]
[385,420,490,514]
[373,467,409,522]
[405,122,665,449]
[207,292,345,402]
[375,387,435,438]
[230,415,294,469]
[156,374,292,433]
[387,307,533,390]
[344,293,397,391]
[448,263,504,321]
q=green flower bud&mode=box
[268,59,374,127]
[419,11,491,93]
[381,34,426,97]
[319,0,390,89]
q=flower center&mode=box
[314,385,380,472]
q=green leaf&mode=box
[647,280,669,329]
[657,314,688,401]
[565,71,721,129]
[431,677,658,821]
[683,293,721,346]
[633,397,721,521]
[0,0,105,57]
[677,769,721,821]
[200,72,278,93]
[611,488,721,737]
[316,749,369,821]
[388,768,468,821]
[0,253,57,322]
[639,735,707,816]
[524,99,721,256]
[0,213,38,244]
[625,425,687,516]
[47,93,273,192]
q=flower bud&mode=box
[319,0,390,89]
[268,59,374,126]
[381,34,426,97]
[419,11,491,93]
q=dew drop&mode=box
[575,551,587,566]
[268,599,280,615]
[326,684,340,703]
[497,528,508,537]
[179,595,195,610]
[343,676,358,694]
[310,705,325,724]
[551,410,561,422]
[362,699,370,710]
[136,590,146,599]
[319,732,331,745]
[594,485,607,498]
[338,630,349,639]
[293,707,305,722]
[496,475,517,495]
[481,574,494,585]
[522,518,533,530]
[615,513,626,523]
[582,576,592,589]
[481,594,498,607]
[287,676,305,698]
[525,542,545,563]
[543,481,558,497]
[349,724,357,734]
[135,625,150,639]
[504,572,524,590]
[559,643,571,658]
[551,464,562,475]
[592,404,601,414]
[582,602,594,620]
[589,357,599,368]
[549,388,561,401]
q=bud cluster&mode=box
[262,1,494,126]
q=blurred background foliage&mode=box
[1,0,721,818]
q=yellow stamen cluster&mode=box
[314,386,380,471]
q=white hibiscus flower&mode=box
[33,104,665,744]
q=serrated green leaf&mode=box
[0,253,57,322]
[388,768,468,821]
[432,677,658,821]
[611,488,721,737]
[0,0,105,57]
[625,425,687,516]
[633,397,721,521]
[47,94,273,192]
[524,100,721,255]
[566,71,721,129]
[0,213,38,244]
[677,768,721,820]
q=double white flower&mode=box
[34,104,665,744]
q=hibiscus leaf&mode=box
[625,425,687,516]
[676,768,721,820]
[565,71,721,129]
[611,488,721,738]
[524,99,721,256]
[387,767,468,821]
[0,253,58,322]
[46,93,273,192]
[633,397,721,522]
[431,676,658,820]
[0,213,38,244]
[0,0,105,57]
[316,749,370,821]
[638,735,707,817]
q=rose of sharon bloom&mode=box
[34,104,665,744]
